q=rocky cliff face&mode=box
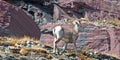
[4,0,120,21]
[0,0,40,39]
[2,0,120,58]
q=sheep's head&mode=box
[72,20,80,25]
[72,20,80,33]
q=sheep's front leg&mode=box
[61,42,67,54]
[74,40,78,56]
[53,38,60,54]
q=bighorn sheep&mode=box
[52,20,80,55]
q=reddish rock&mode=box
[0,0,40,39]
[107,28,120,57]
[4,0,120,20]
[53,0,120,20]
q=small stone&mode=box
[8,46,15,49]
[28,51,36,56]
[69,56,75,60]
[19,56,30,60]
[88,52,94,57]
[26,41,35,47]
[6,56,16,60]
[39,44,46,48]
[0,53,8,58]
[37,57,47,60]
[2,43,9,47]
[5,48,11,54]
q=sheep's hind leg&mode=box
[74,41,78,56]
[53,38,60,54]
[60,42,67,54]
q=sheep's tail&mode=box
[52,28,56,37]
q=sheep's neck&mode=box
[73,24,79,34]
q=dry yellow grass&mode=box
[79,54,94,60]
[67,18,90,24]
[0,36,49,56]
[0,36,40,46]
[67,18,120,28]
[107,20,120,27]
[78,18,90,24]
[0,36,119,59]
[19,47,48,55]
[94,20,120,27]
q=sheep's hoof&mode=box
[60,50,66,55]
[52,51,59,55]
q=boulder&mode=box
[0,0,40,39]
